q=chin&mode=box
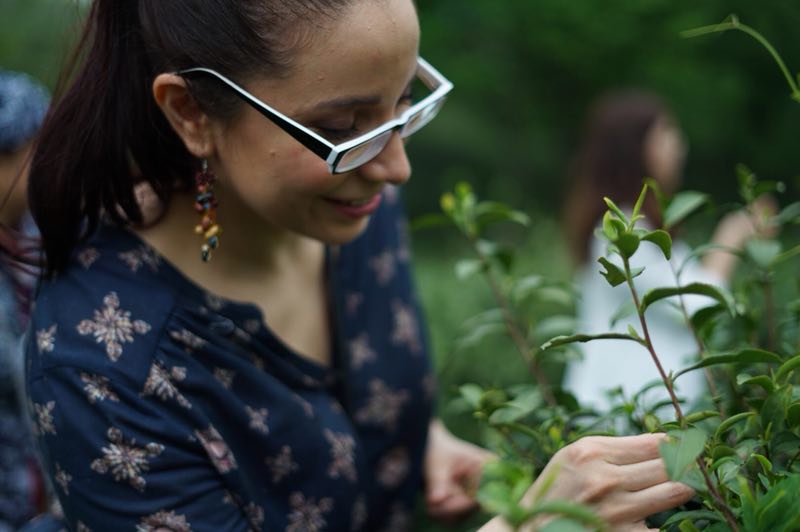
[319,218,371,245]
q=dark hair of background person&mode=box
[25,0,354,277]
[562,89,671,265]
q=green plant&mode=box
[423,17,800,531]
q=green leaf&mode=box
[663,510,724,528]
[714,411,755,440]
[641,229,673,260]
[674,348,782,380]
[660,427,707,482]
[609,301,637,328]
[602,210,620,241]
[640,283,736,316]
[663,191,709,229]
[459,384,484,409]
[684,410,720,424]
[615,231,641,259]
[409,213,451,231]
[540,332,644,351]
[603,197,629,224]
[597,257,626,287]
[745,239,783,269]
[475,201,531,229]
[690,304,726,332]
[455,258,485,280]
[539,518,588,532]
[736,375,775,393]
[632,182,649,220]
[526,500,605,529]
[455,322,507,349]
[775,353,800,382]
[774,201,800,225]
[787,403,800,428]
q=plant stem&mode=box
[762,277,777,352]
[472,239,557,407]
[623,257,739,530]
[683,17,800,101]
[696,456,740,532]
[622,257,685,423]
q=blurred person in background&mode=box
[562,88,768,414]
[0,68,48,532]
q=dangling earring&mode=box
[193,160,221,262]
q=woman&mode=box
[563,89,764,412]
[22,2,692,530]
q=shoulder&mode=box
[29,225,177,382]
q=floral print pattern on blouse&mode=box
[26,190,434,531]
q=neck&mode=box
[134,187,325,297]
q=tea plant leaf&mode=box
[603,197,629,224]
[690,304,726,332]
[597,257,626,287]
[641,229,673,260]
[632,183,649,220]
[455,258,486,280]
[540,332,644,351]
[410,213,451,231]
[660,428,707,482]
[775,353,800,383]
[663,191,709,230]
[475,201,531,229]
[539,518,588,532]
[615,231,641,259]
[609,301,637,327]
[736,374,775,393]
[640,283,736,316]
[774,201,800,224]
[663,510,724,528]
[685,410,720,424]
[674,348,782,380]
[745,239,783,269]
[459,384,484,409]
[773,244,800,264]
[527,500,606,529]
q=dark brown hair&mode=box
[563,89,671,264]
[27,0,352,275]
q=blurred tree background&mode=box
[2,1,799,527]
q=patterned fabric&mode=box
[25,190,435,531]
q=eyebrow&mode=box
[311,94,383,111]
[308,71,418,112]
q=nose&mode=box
[356,132,411,186]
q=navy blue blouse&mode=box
[25,188,435,531]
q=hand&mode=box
[521,433,693,531]
[424,419,496,522]
[705,195,779,280]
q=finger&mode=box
[611,481,694,523]
[617,458,668,491]
[427,492,479,521]
[582,433,667,465]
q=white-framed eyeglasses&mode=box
[178,57,453,174]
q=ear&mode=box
[152,74,215,159]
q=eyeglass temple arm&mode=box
[178,68,333,160]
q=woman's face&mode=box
[644,115,688,194]
[208,0,420,245]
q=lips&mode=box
[325,193,383,218]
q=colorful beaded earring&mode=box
[193,160,221,262]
